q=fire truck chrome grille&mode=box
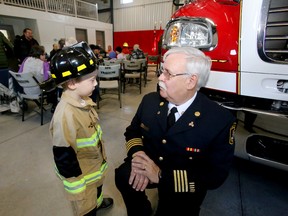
[259,0,288,63]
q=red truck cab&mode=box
[162,0,288,171]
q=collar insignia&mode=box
[188,121,194,127]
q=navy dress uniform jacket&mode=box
[124,91,237,194]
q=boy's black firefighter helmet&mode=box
[50,41,97,85]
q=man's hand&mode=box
[129,151,161,192]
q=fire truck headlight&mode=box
[163,18,216,50]
[181,23,211,47]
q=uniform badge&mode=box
[189,182,195,193]
[140,123,149,131]
[188,121,194,127]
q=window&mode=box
[121,0,133,4]
[96,30,105,49]
[75,28,87,43]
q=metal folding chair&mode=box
[9,70,53,125]
[97,64,122,108]
[122,60,143,94]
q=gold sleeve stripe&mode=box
[173,170,189,192]
[173,170,177,192]
[176,171,180,192]
[180,170,185,192]
[126,138,143,152]
[184,170,188,192]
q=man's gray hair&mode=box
[133,44,140,51]
[163,47,211,90]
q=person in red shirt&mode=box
[122,42,130,57]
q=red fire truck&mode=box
[162,0,288,171]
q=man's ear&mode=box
[187,74,197,90]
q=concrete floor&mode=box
[1,73,288,216]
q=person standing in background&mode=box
[48,43,59,62]
[58,38,66,50]
[13,28,39,64]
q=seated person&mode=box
[90,44,105,64]
[131,44,145,60]
[122,42,131,59]
[130,44,145,83]
[116,46,126,60]
[106,45,113,54]
[19,45,50,94]
[108,50,117,60]
[18,45,58,111]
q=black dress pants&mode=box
[115,159,153,216]
[115,158,207,216]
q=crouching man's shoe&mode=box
[98,198,113,210]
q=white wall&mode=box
[0,4,113,53]
[113,0,173,31]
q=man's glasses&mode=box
[159,67,190,80]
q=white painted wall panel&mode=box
[114,1,172,31]
[113,0,172,8]
[0,5,113,54]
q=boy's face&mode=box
[74,71,98,97]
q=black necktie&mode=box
[167,107,178,129]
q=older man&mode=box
[115,47,237,216]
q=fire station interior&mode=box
[1,74,288,216]
[1,0,288,216]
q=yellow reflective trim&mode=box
[97,192,103,206]
[77,64,87,72]
[51,74,56,78]
[58,162,108,195]
[76,125,102,148]
[62,71,72,77]
[84,162,107,184]
[63,178,86,194]
[89,59,94,65]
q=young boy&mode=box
[49,41,113,216]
